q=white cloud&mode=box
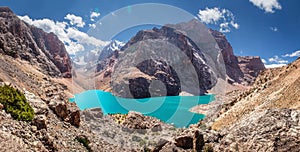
[270,27,278,32]
[18,15,108,54]
[261,58,267,64]
[220,22,230,33]
[268,55,288,64]
[283,50,300,57]
[265,63,286,68]
[64,14,85,28]
[89,23,96,29]
[66,27,107,47]
[249,0,282,13]
[198,7,223,24]
[90,12,100,21]
[197,7,239,33]
[231,21,239,29]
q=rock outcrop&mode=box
[125,59,181,98]
[210,29,265,85]
[237,56,266,85]
[0,7,72,78]
[121,111,163,130]
[210,29,244,84]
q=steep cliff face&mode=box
[30,28,72,78]
[209,29,244,84]
[210,29,265,85]
[0,7,72,78]
[237,56,266,85]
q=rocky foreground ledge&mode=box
[1,84,299,152]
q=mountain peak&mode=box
[0,7,13,13]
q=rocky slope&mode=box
[198,57,300,151]
[1,6,298,152]
[213,57,300,130]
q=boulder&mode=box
[122,111,162,130]
[32,115,47,130]
[175,135,193,149]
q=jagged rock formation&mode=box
[237,56,266,85]
[210,29,265,85]
[98,40,125,61]
[97,23,219,98]
[96,23,265,98]
[0,7,79,126]
[0,7,72,78]
[210,29,244,84]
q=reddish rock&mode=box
[237,56,265,85]
[0,7,72,78]
[30,29,72,78]
[210,29,265,85]
[210,29,244,84]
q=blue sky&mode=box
[0,0,299,68]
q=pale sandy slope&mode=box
[212,58,300,130]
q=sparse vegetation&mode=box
[109,113,128,124]
[139,139,147,147]
[75,135,92,152]
[0,85,34,121]
[203,143,214,152]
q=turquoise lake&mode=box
[71,90,215,128]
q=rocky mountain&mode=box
[0,6,299,152]
[210,29,265,85]
[185,57,300,151]
[98,40,125,61]
[0,7,72,78]
[72,40,124,67]
[95,21,265,98]
[99,25,220,98]
[203,57,300,151]
[237,56,266,85]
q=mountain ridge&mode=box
[0,7,72,78]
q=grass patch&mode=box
[0,85,34,121]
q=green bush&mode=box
[75,136,92,152]
[0,85,34,121]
